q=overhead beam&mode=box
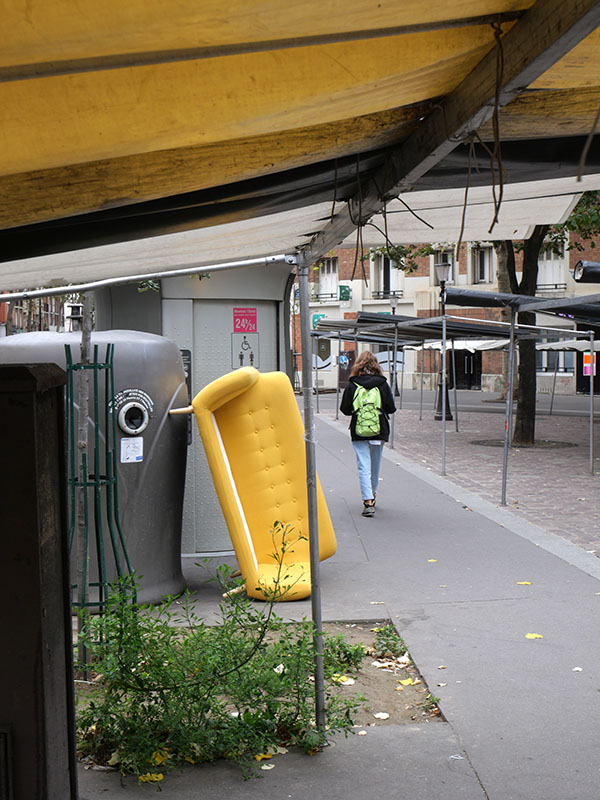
[477,86,600,140]
[299,0,600,266]
[0,106,425,229]
[0,13,521,83]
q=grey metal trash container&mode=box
[0,330,188,604]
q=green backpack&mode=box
[352,385,382,437]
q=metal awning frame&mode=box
[312,305,598,500]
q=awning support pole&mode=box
[441,308,448,476]
[335,332,341,421]
[390,323,399,449]
[501,311,516,506]
[314,337,320,414]
[451,340,459,432]
[296,259,325,733]
[400,345,405,410]
[590,331,595,476]
[0,254,292,302]
[549,358,559,416]
[419,344,425,421]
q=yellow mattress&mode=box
[191,367,336,600]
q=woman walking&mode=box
[340,351,396,517]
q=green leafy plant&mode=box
[323,633,365,676]
[364,243,435,274]
[422,692,441,713]
[372,624,407,658]
[75,524,359,783]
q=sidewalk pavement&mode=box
[79,405,600,800]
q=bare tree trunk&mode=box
[512,226,548,446]
[6,299,16,335]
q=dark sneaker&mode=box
[362,500,375,517]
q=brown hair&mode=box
[350,350,383,378]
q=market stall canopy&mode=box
[410,338,510,351]
[314,312,533,343]
[537,338,600,350]
[2,1,600,290]
[445,287,600,325]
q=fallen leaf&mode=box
[254,753,273,762]
[340,677,355,686]
[438,665,447,670]
[394,686,404,692]
[370,601,385,605]
[437,683,447,687]
[373,712,390,720]
[525,633,543,640]
[399,678,414,686]
[330,673,348,684]
[357,730,367,736]
[517,581,531,585]
[261,764,275,771]
[427,559,438,563]
[572,667,583,672]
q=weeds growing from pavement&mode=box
[75,523,361,783]
[372,623,407,659]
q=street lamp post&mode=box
[434,262,453,422]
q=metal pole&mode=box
[0,254,292,303]
[590,332,595,475]
[335,332,341,420]
[451,339,459,432]
[501,311,516,506]
[549,357,559,416]
[314,336,320,414]
[390,320,398,400]
[441,285,447,476]
[419,343,425,421]
[399,345,405,410]
[296,261,325,733]
[390,323,399,450]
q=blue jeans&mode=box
[352,440,384,501]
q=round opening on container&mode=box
[118,401,150,435]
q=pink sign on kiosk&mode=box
[233,307,257,333]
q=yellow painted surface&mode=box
[0,27,495,176]
[191,368,336,601]
[1,1,533,64]
[532,28,600,88]
[0,106,425,228]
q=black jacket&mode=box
[340,373,396,441]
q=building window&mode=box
[372,254,391,298]
[537,238,567,292]
[472,246,493,284]
[536,338,575,372]
[371,254,403,299]
[317,257,338,301]
[432,249,456,285]
[539,238,566,262]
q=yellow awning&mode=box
[1,0,599,287]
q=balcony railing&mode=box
[371,289,404,300]
[536,283,567,294]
